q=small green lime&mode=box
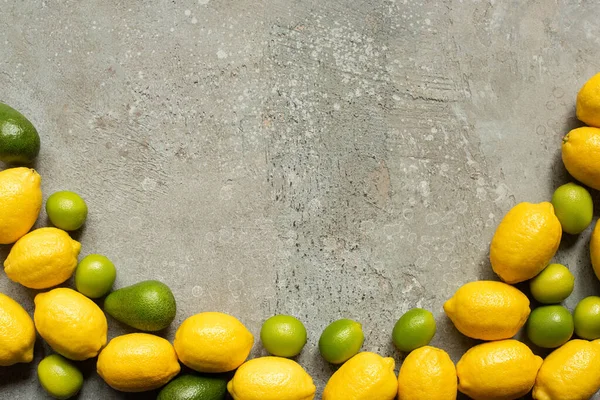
[157,374,227,400]
[574,296,600,340]
[392,308,436,352]
[527,305,574,348]
[551,182,593,234]
[37,354,83,400]
[75,254,116,298]
[529,263,575,304]
[318,319,364,364]
[46,191,88,231]
[260,315,307,357]
[0,102,40,165]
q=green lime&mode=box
[527,305,574,348]
[37,354,83,399]
[46,191,88,231]
[574,296,600,340]
[75,254,116,298]
[551,182,593,234]
[260,315,307,357]
[0,102,40,165]
[529,264,575,304]
[318,319,364,364]
[157,374,227,400]
[392,308,436,352]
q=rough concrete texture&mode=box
[1,0,600,398]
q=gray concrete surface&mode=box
[1,0,600,398]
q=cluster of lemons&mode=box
[4,72,600,399]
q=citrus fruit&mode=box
[589,221,600,281]
[526,305,573,348]
[158,374,228,400]
[0,167,42,244]
[0,292,35,366]
[576,72,600,128]
[227,357,316,400]
[533,339,600,400]
[37,354,83,400]
[574,296,600,340]
[322,352,397,400]
[104,280,176,331]
[0,102,40,164]
[260,315,307,357]
[74,254,116,298]
[551,182,593,234]
[443,280,530,340]
[562,127,600,190]
[529,263,574,304]
[457,339,542,400]
[392,308,436,352]
[34,288,107,360]
[46,191,88,231]
[4,227,81,289]
[174,312,253,373]
[397,346,456,400]
[318,319,364,364]
[490,202,562,283]
[97,333,181,392]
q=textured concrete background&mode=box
[1,0,600,398]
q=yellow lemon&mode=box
[590,221,600,281]
[322,352,397,400]
[562,127,600,190]
[533,339,600,400]
[227,356,315,400]
[397,346,457,400]
[174,312,253,373]
[490,202,561,283]
[443,280,530,340]
[0,293,35,366]
[34,288,107,360]
[457,339,542,400]
[4,227,81,289]
[97,333,180,392]
[576,72,600,128]
[0,167,42,244]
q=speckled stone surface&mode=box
[1,0,600,398]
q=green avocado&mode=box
[104,280,176,331]
[0,102,40,164]
[157,374,228,400]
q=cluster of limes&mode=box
[4,72,600,400]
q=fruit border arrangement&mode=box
[3,74,600,400]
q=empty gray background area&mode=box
[2,0,600,399]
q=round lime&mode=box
[75,254,116,298]
[574,296,600,340]
[318,319,364,364]
[37,354,83,400]
[46,191,88,231]
[527,305,574,348]
[551,182,593,234]
[529,264,575,304]
[157,374,227,400]
[392,308,436,352]
[0,102,40,165]
[260,315,307,357]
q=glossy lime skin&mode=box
[530,264,575,304]
[37,354,83,400]
[392,308,436,352]
[157,374,227,400]
[551,182,593,234]
[260,315,307,357]
[527,305,574,348]
[318,319,364,364]
[75,254,116,298]
[0,102,40,165]
[574,296,600,340]
[46,191,88,231]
